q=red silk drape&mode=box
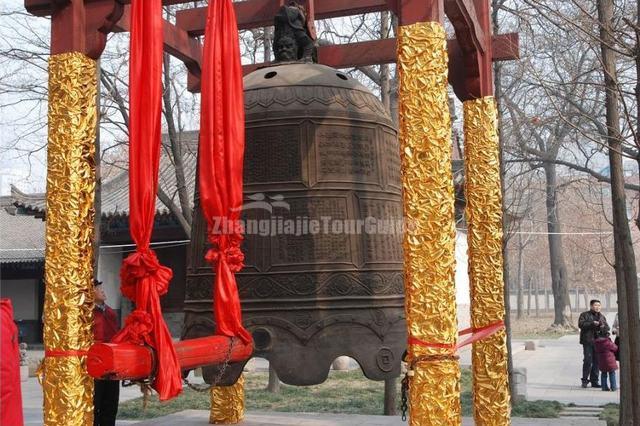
[111,0,182,400]
[1,299,24,426]
[199,0,251,344]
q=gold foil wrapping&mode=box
[464,97,511,425]
[398,22,461,425]
[42,52,97,426]
[209,375,245,424]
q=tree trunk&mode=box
[162,53,192,236]
[267,363,280,393]
[613,238,633,424]
[494,20,516,400]
[93,62,102,277]
[526,277,531,317]
[543,163,572,327]
[389,14,399,126]
[517,232,524,320]
[544,286,549,313]
[582,286,590,312]
[380,11,391,114]
[264,27,272,62]
[535,275,539,318]
[383,378,397,415]
[597,1,640,422]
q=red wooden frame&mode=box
[25,0,519,380]
[26,0,519,100]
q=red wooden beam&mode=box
[26,0,199,17]
[176,0,394,37]
[492,32,519,61]
[239,33,518,76]
[186,33,517,93]
[472,0,493,97]
[396,0,444,25]
[444,0,485,54]
[87,335,253,380]
[113,5,202,78]
[49,0,87,55]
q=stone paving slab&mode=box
[21,373,203,425]
[127,410,606,425]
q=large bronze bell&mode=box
[183,62,405,385]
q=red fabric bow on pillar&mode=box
[111,0,182,400]
[199,0,251,345]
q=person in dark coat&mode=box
[93,280,121,426]
[594,330,618,391]
[578,299,608,388]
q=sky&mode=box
[0,0,50,195]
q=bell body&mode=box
[184,63,405,385]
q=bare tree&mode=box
[498,0,640,421]
[597,0,640,422]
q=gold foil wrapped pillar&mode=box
[463,97,511,425]
[42,52,97,426]
[398,22,461,425]
[209,375,245,424]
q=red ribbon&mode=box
[199,0,251,345]
[408,320,505,351]
[111,0,182,401]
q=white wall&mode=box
[455,231,471,329]
[97,248,123,310]
[0,279,38,320]
[455,231,471,305]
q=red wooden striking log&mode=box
[87,336,253,380]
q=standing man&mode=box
[93,280,120,425]
[578,299,609,388]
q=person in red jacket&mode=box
[594,330,618,391]
[1,298,24,426]
[93,280,121,425]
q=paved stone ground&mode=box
[130,410,605,425]
[513,334,619,406]
[21,372,205,425]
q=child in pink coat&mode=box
[594,330,618,391]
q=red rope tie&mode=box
[44,349,89,357]
[408,320,505,351]
[407,337,456,350]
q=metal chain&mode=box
[400,372,409,421]
[399,353,459,422]
[184,336,236,392]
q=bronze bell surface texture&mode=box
[183,63,406,385]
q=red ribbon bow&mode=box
[114,309,154,346]
[112,248,180,400]
[205,234,245,273]
[120,249,172,300]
